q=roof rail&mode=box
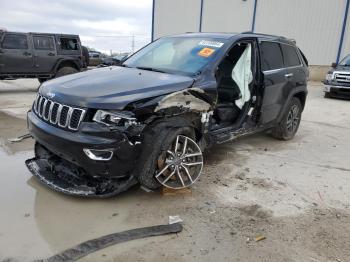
[241,31,288,40]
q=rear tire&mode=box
[135,120,197,190]
[55,67,78,78]
[272,97,302,141]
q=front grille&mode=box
[33,94,86,131]
[335,72,350,83]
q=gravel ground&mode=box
[0,80,349,262]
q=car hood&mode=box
[332,66,350,73]
[40,66,195,109]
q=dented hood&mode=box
[39,66,195,109]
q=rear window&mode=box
[33,36,54,50]
[281,44,301,67]
[2,34,28,49]
[259,41,283,71]
[60,38,78,51]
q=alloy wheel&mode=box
[286,104,300,134]
[155,135,203,189]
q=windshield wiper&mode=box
[136,66,167,73]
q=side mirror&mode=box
[331,62,337,68]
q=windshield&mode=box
[123,37,227,76]
[339,55,350,66]
[114,54,128,60]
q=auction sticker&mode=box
[198,47,215,57]
[198,40,224,48]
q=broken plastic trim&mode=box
[42,223,183,262]
[7,133,32,143]
[155,88,211,113]
[26,157,138,198]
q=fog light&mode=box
[83,149,113,161]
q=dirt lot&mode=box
[0,79,349,262]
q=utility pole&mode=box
[131,34,135,53]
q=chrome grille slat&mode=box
[50,103,60,124]
[48,101,54,122]
[38,97,45,117]
[335,73,350,83]
[69,109,85,130]
[33,95,85,131]
[58,106,69,127]
[34,95,40,114]
[43,100,51,121]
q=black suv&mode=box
[0,31,85,83]
[323,54,350,99]
[26,32,308,197]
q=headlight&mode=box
[326,73,333,81]
[93,110,137,127]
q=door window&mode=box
[33,36,54,50]
[2,34,28,49]
[280,44,301,67]
[259,42,283,71]
[60,38,78,50]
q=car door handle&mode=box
[48,52,55,56]
[285,73,294,78]
[23,51,32,56]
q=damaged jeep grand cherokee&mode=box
[26,32,308,197]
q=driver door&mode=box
[0,33,33,73]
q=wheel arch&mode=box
[53,59,81,72]
[277,90,307,123]
[293,91,307,110]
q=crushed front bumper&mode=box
[26,155,138,198]
[26,111,142,197]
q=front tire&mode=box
[272,97,302,141]
[135,120,202,190]
[55,67,78,78]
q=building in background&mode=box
[151,0,350,80]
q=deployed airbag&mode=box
[232,44,253,109]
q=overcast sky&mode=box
[0,0,152,54]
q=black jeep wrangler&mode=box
[0,31,85,83]
[26,32,308,197]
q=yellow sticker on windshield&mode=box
[198,47,215,57]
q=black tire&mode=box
[55,67,78,78]
[135,120,195,190]
[272,97,302,141]
[38,78,48,84]
[324,92,331,98]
